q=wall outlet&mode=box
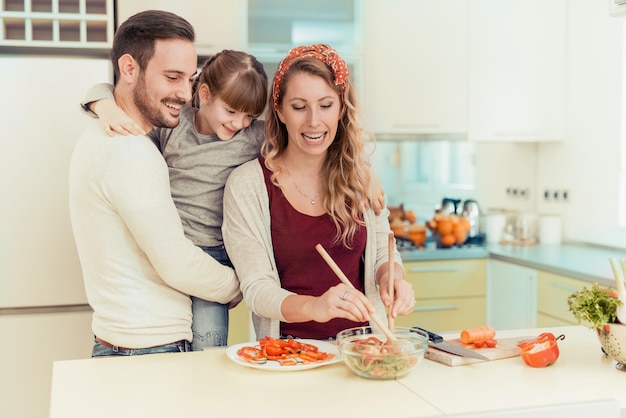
[543,189,569,202]
[507,186,529,199]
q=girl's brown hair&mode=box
[192,50,268,116]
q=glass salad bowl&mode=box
[336,326,429,380]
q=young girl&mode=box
[82,50,268,350]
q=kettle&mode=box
[461,199,481,237]
[440,197,461,216]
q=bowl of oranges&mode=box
[427,213,471,248]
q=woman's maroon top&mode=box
[260,159,368,340]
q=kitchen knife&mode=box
[411,327,489,360]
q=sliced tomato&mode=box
[265,344,286,357]
[354,336,383,346]
[473,340,485,348]
[298,342,319,353]
[285,338,301,349]
[484,339,497,348]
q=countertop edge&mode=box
[488,251,613,286]
[400,243,626,288]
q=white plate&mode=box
[226,339,341,371]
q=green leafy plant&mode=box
[567,283,623,330]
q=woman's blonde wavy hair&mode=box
[262,57,370,249]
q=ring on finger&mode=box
[341,291,350,300]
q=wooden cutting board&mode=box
[425,336,532,367]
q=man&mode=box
[69,10,240,357]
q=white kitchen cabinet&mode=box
[247,0,361,95]
[487,259,537,329]
[0,0,114,48]
[116,0,247,55]
[396,259,486,332]
[468,0,566,142]
[488,259,590,329]
[536,270,587,327]
[0,309,93,418]
[362,0,467,137]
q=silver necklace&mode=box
[282,157,319,205]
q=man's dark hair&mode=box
[111,10,195,82]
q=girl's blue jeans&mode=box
[190,245,233,350]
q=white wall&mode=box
[474,142,537,214]
[475,0,626,249]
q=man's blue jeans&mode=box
[92,339,190,357]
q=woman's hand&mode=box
[378,267,415,317]
[91,98,147,136]
[315,284,374,323]
[283,284,374,324]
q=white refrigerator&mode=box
[0,54,111,418]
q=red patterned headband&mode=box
[272,44,349,112]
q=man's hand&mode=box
[365,169,385,215]
[91,99,146,136]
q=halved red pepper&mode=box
[517,332,565,368]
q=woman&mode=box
[222,44,415,340]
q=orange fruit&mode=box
[437,218,453,235]
[454,228,467,245]
[408,223,426,245]
[440,234,455,247]
[405,210,417,223]
[408,230,426,246]
[458,217,471,232]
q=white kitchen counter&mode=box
[400,242,626,287]
[49,326,626,418]
[489,243,626,286]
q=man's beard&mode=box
[133,73,185,129]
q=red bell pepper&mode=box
[517,332,565,368]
